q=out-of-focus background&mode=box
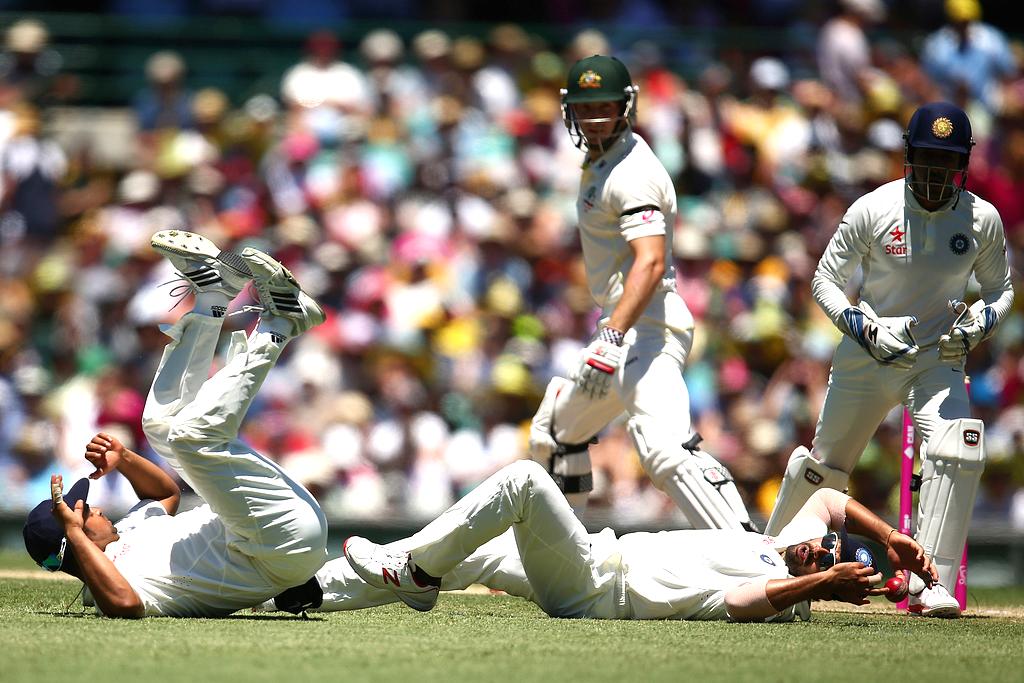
[0,1,1020,581]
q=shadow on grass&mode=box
[30,610,325,621]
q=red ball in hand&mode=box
[884,575,908,602]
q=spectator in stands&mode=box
[134,50,193,133]
[280,30,372,145]
[816,0,887,106]
[920,0,1018,115]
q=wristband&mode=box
[885,528,898,549]
[599,326,625,346]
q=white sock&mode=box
[193,291,232,318]
[257,315,295,343]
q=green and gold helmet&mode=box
[560,54,638,152]
[563,54,634,103]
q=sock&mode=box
[194,291,232,318]
[257,315,295,344]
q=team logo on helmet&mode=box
[578,70,602,89]
[931,117,954,139]
[949,233,969,255]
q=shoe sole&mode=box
[342,538,437,612]
[152,230,252,279]
[907,605,961,618]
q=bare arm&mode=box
[85,432,180,514]
[606,234,665,333]
[51,475,144,618]
[842,497,938,586]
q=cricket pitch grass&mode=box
[2,550,1022,683]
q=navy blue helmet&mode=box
[903,102,974,204]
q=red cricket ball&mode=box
[884,575,908,602]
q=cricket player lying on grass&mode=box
[263,460,938,622]
[21,230,330,618]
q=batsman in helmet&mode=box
[526,54,755,532]
[764,102,1014,617]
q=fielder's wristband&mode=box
[599,326,625,346]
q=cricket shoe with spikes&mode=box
[241,247,325,337]
[343,536,440,612]
[151,229,252,300]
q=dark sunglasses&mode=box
[818,532,840,571]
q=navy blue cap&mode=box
[23,477,90,573]
[839,527,876,571]
[905,102,974,155]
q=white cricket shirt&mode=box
[813,179,1014,344]
[577,131,693,333]
[103,500,281,617]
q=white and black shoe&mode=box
[242,247,325,336]
[343,536,440,612]
[151,230,252,301]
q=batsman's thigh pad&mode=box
[917,418,985,589]
[764,446,850,536]
[627,416,746,529]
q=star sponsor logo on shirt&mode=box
[884,223,907,256]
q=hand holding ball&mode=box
[884,575,908,602]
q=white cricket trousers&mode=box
[141,313,328,587]
[814,337,971,472]
[398,460,623,618]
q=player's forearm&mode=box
[841,497,895,547]
[764,573,831,612]
[811,270,853,329]
[66,528,144,618]
[606,254,662,333]
[117,448,181,514]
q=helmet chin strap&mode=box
[583,120,629,156]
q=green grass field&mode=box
[2,550,1022,683]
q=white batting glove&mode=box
[841,301,919,370]
[574,328,625,400]
[938,299,997,363]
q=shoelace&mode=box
[160,276,264,317]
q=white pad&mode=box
[764,446,850,536]
[528,376,595,511]
[627,417,750,530]
[916,418,985,590]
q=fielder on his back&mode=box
[528,54,753,530]
[765,102,1014,617]
[22,230,329,617]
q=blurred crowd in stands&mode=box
[0,0,1022,529]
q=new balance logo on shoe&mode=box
[382,567,401,587]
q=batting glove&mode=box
[573,328,625,400]
[842,301,919,370]
[938,299,997,363]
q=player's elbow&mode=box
[103,597,145,619]
[96,587,145,618]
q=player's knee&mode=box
[141,416,168,444]
[627,417,679,488]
